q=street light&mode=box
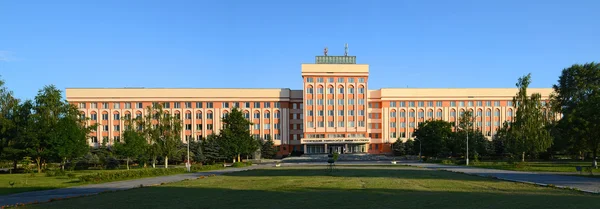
[413,137,422,161]
[456,123,470,166]
[186,136,191,172]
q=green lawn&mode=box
[27,166,600,209]
[470,161,599,174]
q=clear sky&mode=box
[1,0,599,100]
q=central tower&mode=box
[300,47,370,154]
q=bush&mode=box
[45,169,67,177]
[244,161,253,166]
[441,159,456,165]
[290,150,304,157]
[106,157,120,170]
[333,153,340,162]
[67,173,77,179]
[79,168,187,183]
[231,162,245,167]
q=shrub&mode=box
[441,159,456,165]
[78,168,186,183]
[231,162,245,167]
[332,153,340,162]
[244,161,253,166]
[513,162,529,169]
[67,173,77,179]
[106,157,120,170]
[45,169,67,177]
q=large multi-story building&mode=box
[66,51,553,156]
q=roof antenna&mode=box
[324,47,328,56]
[344,43,348,56]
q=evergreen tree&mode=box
[218,108,256,162]
[202,134,224,164]
[114,116,147,170]
[260,136,277,159]
[392,139,406,156]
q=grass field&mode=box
[26,166,600,209]
[470,161,598,174]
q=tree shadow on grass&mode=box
[224,167,506,182]
[28,186,600,209]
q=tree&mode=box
[0,77,24,169]
[552,62,600,167]
[260,136,277,159]
[218,108,257,162]
[139,103,183,168]
[29,85,65,173]
[202,134,224,164]
[189,139,206,164]
[52,104,95,170]
[392,139,406,156]
[114,117,147,170]
[413,120,454,157]
[454,110,490,159]
[507,74,553,162]
[404,139,416,155]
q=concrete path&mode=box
[401,162,600,194]
[0,165,268,206]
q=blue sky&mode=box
[1,0,599,100]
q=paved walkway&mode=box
[0,165,268,206]
[400,162,600,194]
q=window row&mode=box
[386,100,547,108]
[307,110,365,117]
[306,86,365,94]
[387,121,503,129]
[78,101,281,109]
[306,121,366,128]
[306,99,365,106]
[306,77,366,83]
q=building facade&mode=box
[66,53,554,156]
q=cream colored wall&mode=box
[66,88,292,102]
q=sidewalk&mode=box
[0,165,268,206]
[401,162,600,194]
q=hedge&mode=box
[78,164,233,183]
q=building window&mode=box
[390,111,396,117]
[317,121,324,127]
[348,78,355,83]
[358,121,365,127]
[409,102,415,107]
[196,124,202,130]
[254,112,260,118]
[507,101,512,106]
[207,102,213,108]
[317,77,324,83]
[338,86,344,94]
[338,121,345,127]
[207,112,213,119]
[103,125,109,131]
[79,103,86,108]
[173,102,180,108]
[358,87,364,94]
[196,102,203,108]
[468,101,473,107]
[163,102,170,108]
[91,103,97,108]
[264,112,270,118]
[264,102,271,108]
[390,122,396,128]
[114,113,120,120]
[495,101,501,106]
[418,101,424,107]
[427,101,433,107]
[390,101,396,107]
[102,103,109,109]
[358,110,364,116]
[185,112,192,119]
[437,111,442,118]
[358,99,364,105]
[307,77,314,82]
[400,111,406,117]
[91,113,97,120]
[348,88,354,94]
[222,102,229,108]
[476,101,482,106]
[450,101,456,107]
[207,124,213,130]
[244,102,251,108]
[337,99,344,105]
[436,101,442,107]
[427,111,433,118]
[328,77,334,83]
[196,112,203,119]
[400,101,406,107]
[337,78,344,83]
[348,99,355,105]
[307,87,314,94]
[185,124,192,130]
[459,101,465,107]
[102,113,108,120]
[308,121,314,128]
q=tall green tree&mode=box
[552,62,600,167]
[139,103,183,168]
[0,78,25,169]
[114,117,147,170]
[202,134,225,164]
[507,74,552,162]
[52,104,95,170]
[29,85,65,173]
[218,108,257,162]
[454,110,489,159]
[413,120,454,157]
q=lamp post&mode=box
[457,123,470,166]
[414,137,422,161]
[186,136,191,172]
